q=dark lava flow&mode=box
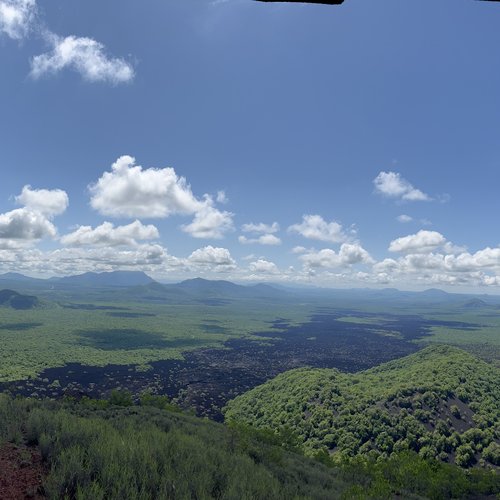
[0,312,479,421]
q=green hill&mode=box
[1,393,498,499]
[225,345,500,468]
[0,289,39,309]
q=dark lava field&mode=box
[0,312,479,420]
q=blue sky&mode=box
[1,0,500,291]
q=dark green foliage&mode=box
[0,289,39,309]
[77,329,173,350]
[108,389,134,407]
[139,392,181,412]
[0,393,498,499]
[3,395,348,499]
[225,345,500,468]
[483,442,500,465]
[337,452,500,499]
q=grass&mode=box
[1,288,500,383]
[0,298,314,382]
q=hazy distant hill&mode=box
[0,272,37,282]
[126,278,289,304]
[2,271,500,309]
[462,298,489,309]
[225,345,500,468]
[175,278,286,299]
[0,289,39,309]
[54,271,156,288]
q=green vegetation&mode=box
[0,289,39,309]
[225,345,500,468]
[0,393,498,499]
[0,297,312,381]
[1,278,500,383]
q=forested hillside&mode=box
[225,345,500,468]
[0,289,39,310]
[0,393,498,499]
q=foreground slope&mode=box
[225,345,500,468]
[1,394,498,499]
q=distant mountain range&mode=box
[53,271,155,287]
[1,271,500,306]
[0,272,290,304]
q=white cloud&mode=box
[397,214,413,223]
[241,222,279,234]
[371,240,500,288]
[0,208,57,240]
[31,34,134,84]
[90,156,233,239]
[291,246,307,254]
[300,243,373,269]
[0,0,36,40]
[238,234,281,246]
[61,220,159,247]
[182,204,234,239]
[15,185,68,216]
[248,259,279,274]
[187,245,236,269]
[90,156,204,218]
[1,1,135,85]
[216,191,228,204]
[0,185,67,245]
[443,247,500,272]
[374,171,430,202]
[389,230,446,254]
[239,221,280,245]
[48,244,173,276]
[288,214,349,243]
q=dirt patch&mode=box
[0,443,46,499]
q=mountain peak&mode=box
[56,271,156,287]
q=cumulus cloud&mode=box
[90,156,205,218]
[61,220,159,247]
[443,247,500,272]
[248,259,279,274]
[187,245,236,270]
[241,222,279,234]
[300,243,373,269]
[374,171,430,202]
[389,230,446,254]
[0,208,57,240]
[31,34,134,84]
[288,215,350,243]
[90,156,233,239]
[45,244,172,276]
[239,221,280,245]
[0,185,68,245]
[16,185,68,216]
[371,240,500,288]
[181,204,234,239]
[238,234,281,246]
[0,242,189,278]
[0,0,36,40]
